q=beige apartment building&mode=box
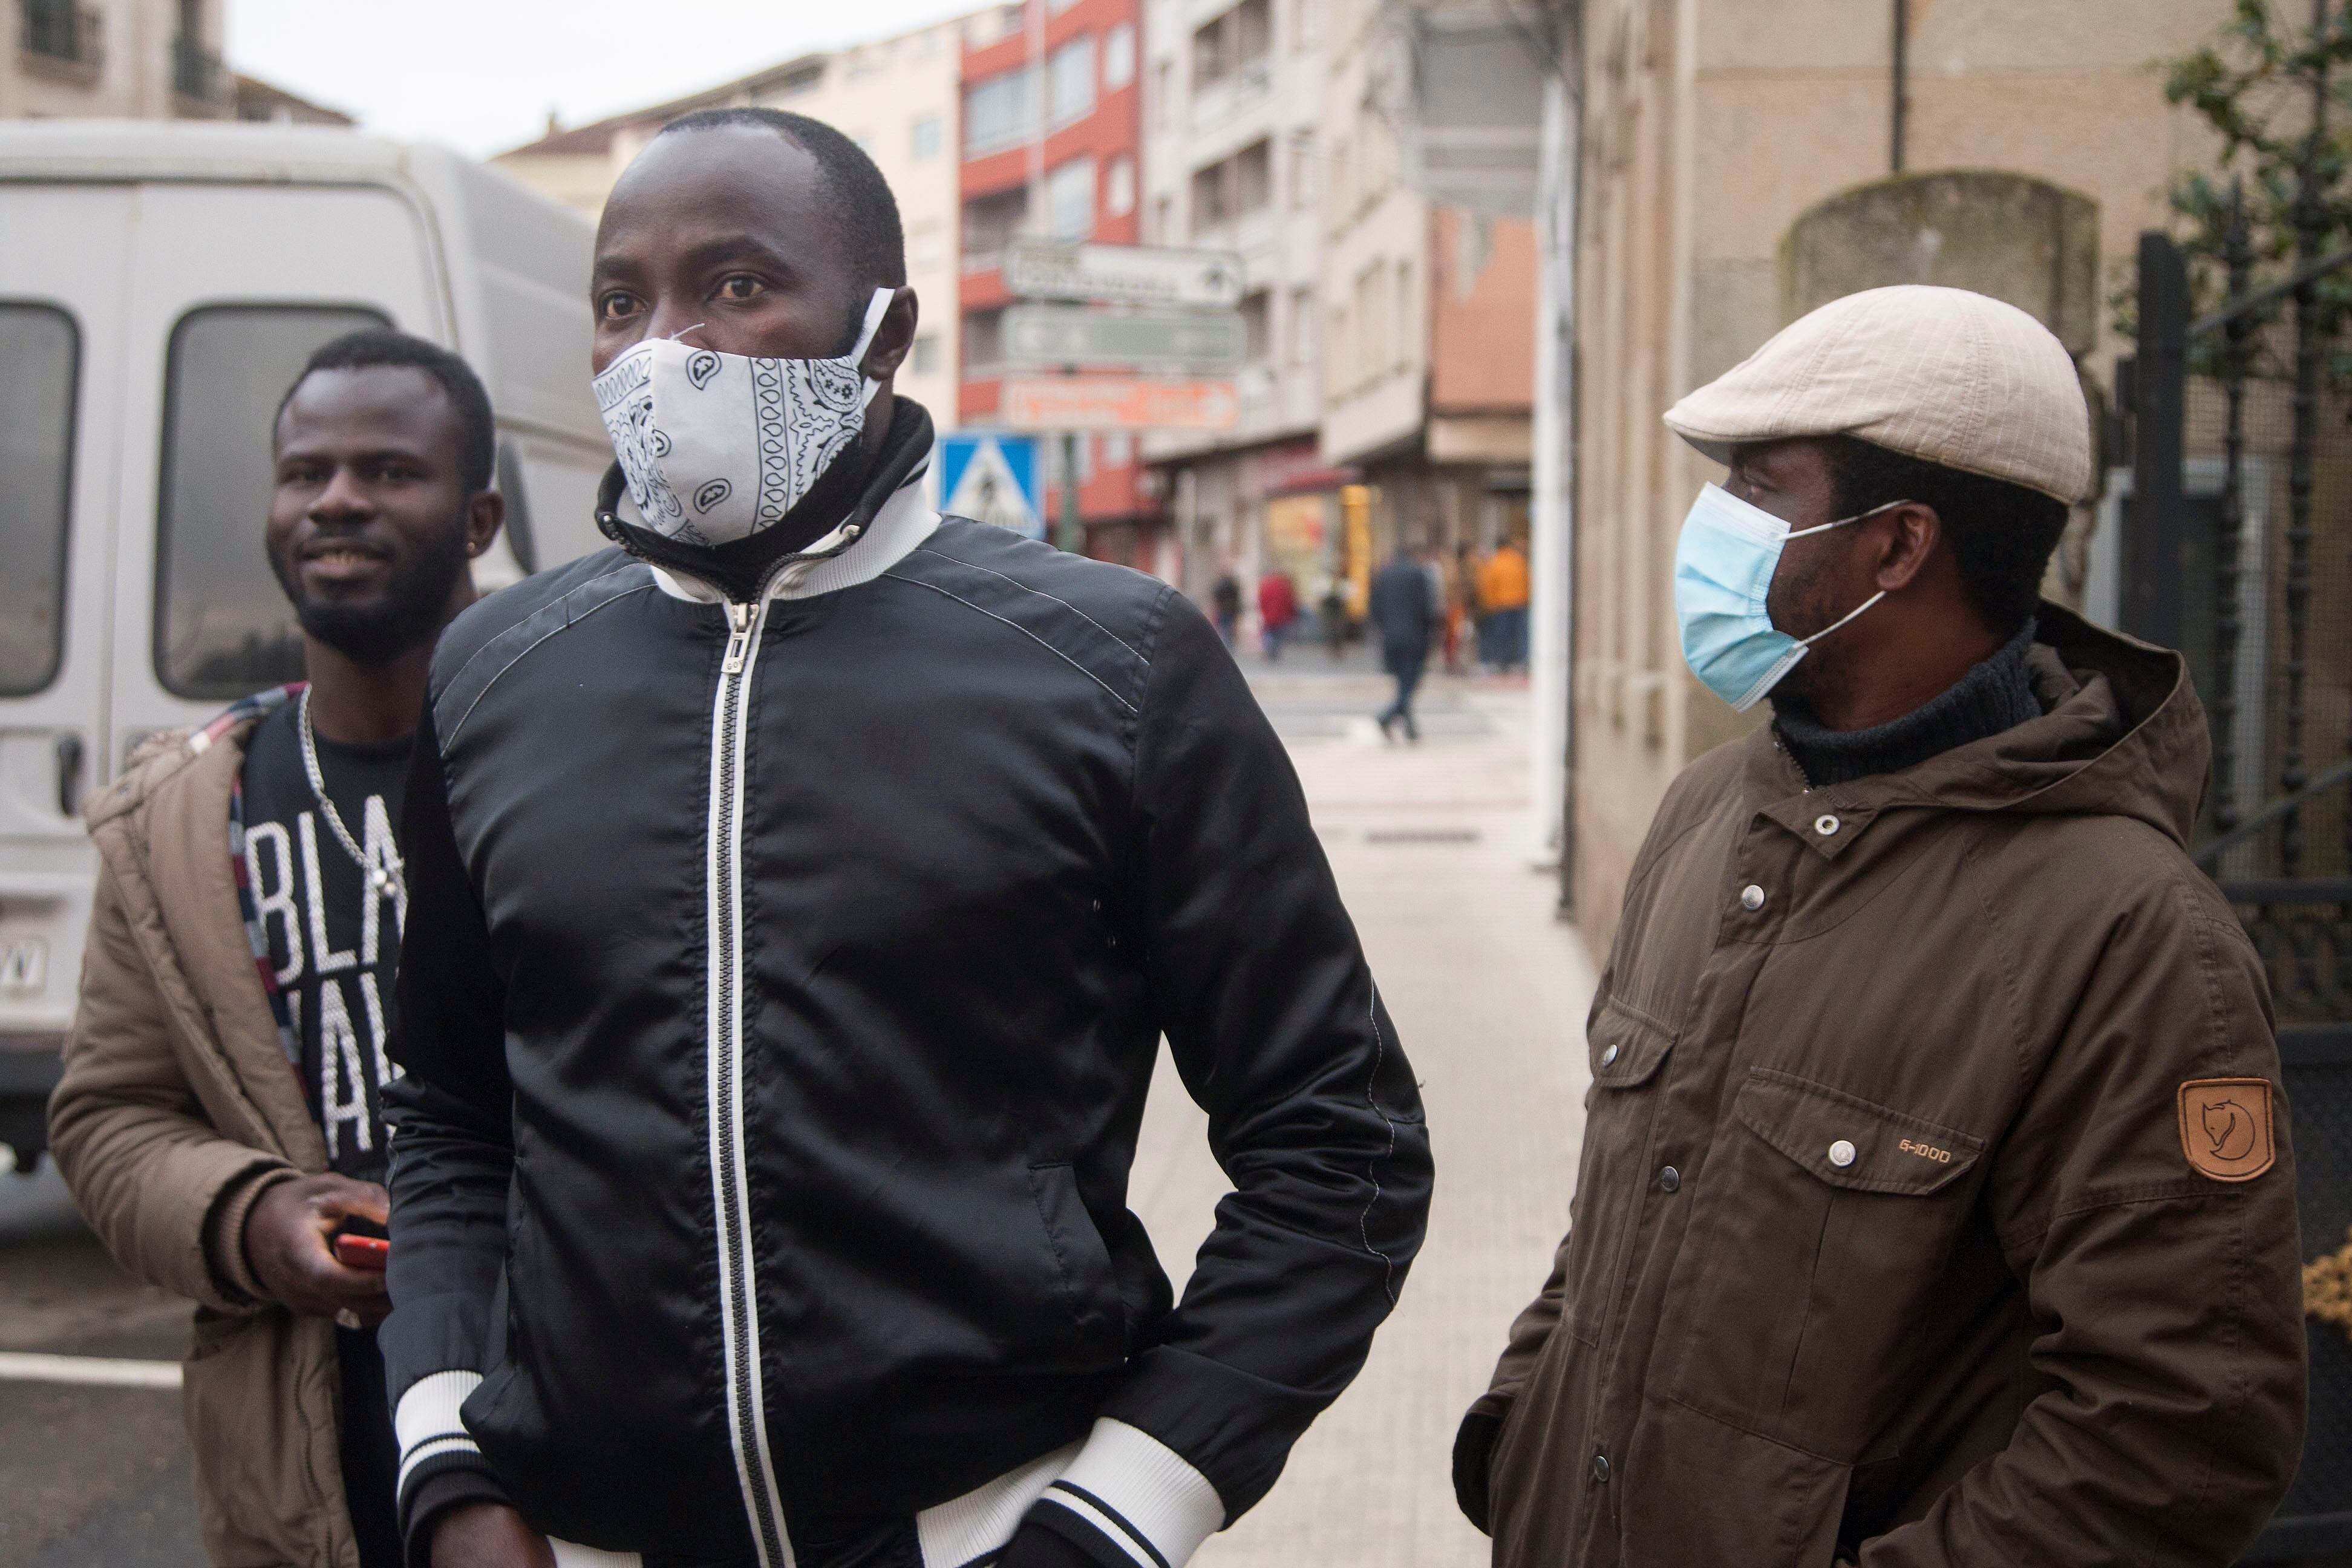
[1317,0,1534,606]
[1140,0,1336,600]
[3,0,232,119]
[495,16,972,428]
[1569,0,2236,947]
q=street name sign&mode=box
[1004,241,1246,310]
[938,433,1044,538]
[1000,376,1240,433]
[1004,304,1246,373]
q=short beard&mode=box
[1765,545,1854,717]
[273,522,471,664]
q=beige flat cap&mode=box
[1662,284,2091,503]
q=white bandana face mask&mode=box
[592,287,895,547]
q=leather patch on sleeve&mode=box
[2178,1079,2276,1182]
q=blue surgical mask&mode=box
[1673,483,1908,712]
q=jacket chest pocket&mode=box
[1656,1069,1985,1463]
[1560,1002,1677,1345]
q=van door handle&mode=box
[54,733,84,818]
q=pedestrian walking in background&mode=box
[1319,573,1350,659]
[1477,535,1530,671]
[1211,561,1243,647]
[47,332,507,1568]
[382,110,1430,1568]
[1370,538,1438,742]
[1256,566,1298,661]
[1445,541,1477,673]
[1454,287,2306,1566]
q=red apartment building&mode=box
[958,0,1150,555]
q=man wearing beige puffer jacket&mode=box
[48,329,504,1568]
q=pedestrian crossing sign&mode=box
[939,433,1044,540]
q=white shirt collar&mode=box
[647,475,939,604]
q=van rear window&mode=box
[0,304,77,697]
[154,304,390,700]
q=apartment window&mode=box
[1047,155,1096,242]
[1102,432,1132,466]
[962,309,1005,371]
[908,221,947,272]
[1104,22,1136,90]
[1237,0,1272,64]
[912,333,941,375]
[1049,0,1082,12]
[1393,262,1414,371]
[1288,286,1315,367]
[910,114,942,160]
[157,304,390,698]
[964,67,1036,155]
[0,304,76,696]
[1190,138,1273,234]
[1289,130,1318,210]
[1048,34,1096,128]
[1327,305,1350,398]
[962,188,1029,266]
[1192,0,1272,88]
[1240,290,1272,363]
[1105,155,1136,218]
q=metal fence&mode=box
[2125,172,2352,1555]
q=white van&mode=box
[0,122,610,1167]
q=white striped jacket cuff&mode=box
[394,1369,486,1499]
[1034,1417,1226,1568]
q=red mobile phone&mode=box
[333,1233,390,1271]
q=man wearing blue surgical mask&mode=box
[1455,286,2304,1567]
[380,109,1429,1568]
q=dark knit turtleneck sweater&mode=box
[1771,618,2043,788]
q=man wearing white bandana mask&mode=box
[381,108,1429,1568]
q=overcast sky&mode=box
[226,0,981,158]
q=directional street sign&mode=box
[938,432,1044,538]
[999,376,1240,433]
[1004,304,1246,374]
[1004,241,1246,310]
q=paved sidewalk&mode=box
[1130,671,1598,1568]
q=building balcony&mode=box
[1188,56,1273,135]
[19,0,102,85]
[172,33,233,116]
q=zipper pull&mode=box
[722,601,755,675]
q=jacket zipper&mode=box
[707,594,794,1568]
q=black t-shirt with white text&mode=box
[238,698,408,1568]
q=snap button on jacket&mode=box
[1471,607,2307,1567]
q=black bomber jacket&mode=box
[381,411,1432,1568]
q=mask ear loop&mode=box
[851,287,898,409]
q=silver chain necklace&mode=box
[298,686,405,901]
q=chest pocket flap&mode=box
[1734,1069,1984,1195]
[1588,1000,1675,1088]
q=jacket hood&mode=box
[1785,601,2210,848]
[597,397,935,604]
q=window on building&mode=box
[1240,290,1271,363]
[1393,262,1414,371]
[1237,0,1272,66]
[1289,286,1316,367]
[1101,431,1132,466]
[1105,154,1136,218]
[1327,305,1350,398]
[1047,155,1096,241]
[156,304,390,698]
[1191,162,1227,230]
[962,309,1005,371]
[1192,14,1227,88]
[1104,22,1136,90]
[1236,138,1272,213]
[910,114,942,160]
[1048,33,1096,128]
[1049,0,1082,12]
[0,304,75,696]
[962,188,1029,266]
[912,333,941,375]
[1192,0,1273,89]
[908,221,947,272]
[1331,138,1353,224]
[1289,130,1318,209]
[964,66,1036,155]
